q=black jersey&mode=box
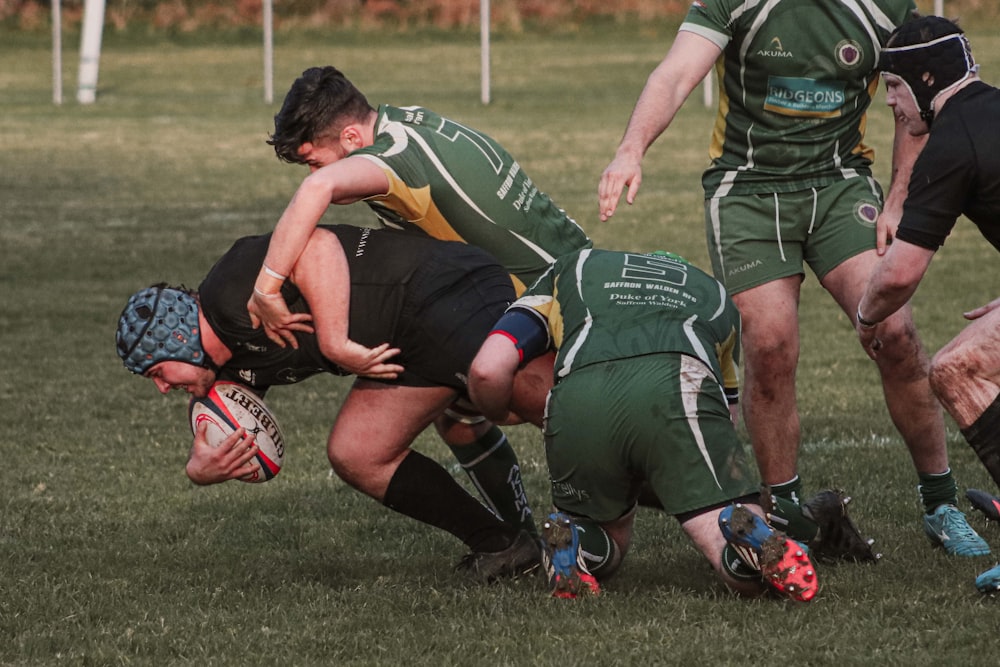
[198,225,514,392]
[896,83,1000,251]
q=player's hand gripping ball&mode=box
[188,381,285,483]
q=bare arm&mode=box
[877,119,928,255]
[288,228,403,378]
[468,334,523,425]
[598,31,721,221]
[248,157,391,346]
[856,240,935,354]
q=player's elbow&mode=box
[468,362,510,423]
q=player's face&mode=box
[297,141,340,173]
[297,134,352,173]
[145,361,216,398]
[883,73,930,136]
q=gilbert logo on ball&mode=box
[188,381,285,483]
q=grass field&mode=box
[3,19,1000,666]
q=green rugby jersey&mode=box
[512,249,741,396]
[350,105,591,294]
[681,0,915,196]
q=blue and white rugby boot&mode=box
[922,504,990,557]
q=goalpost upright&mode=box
[76,0,104,104]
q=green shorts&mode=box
[705,177,883,294]
[543,353,758,522]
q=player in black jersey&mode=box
[855,17,1000,589]
[115,225,546,581]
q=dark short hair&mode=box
[267,66,375,164]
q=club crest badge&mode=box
[854,201,880,227]
[836,40,864,69]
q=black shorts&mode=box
[385,252,515,391]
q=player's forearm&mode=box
[469,377,513,424]
[615,69,685,161]
[258,175,335,289]
[289,229,355,359]
[858,255,923,325]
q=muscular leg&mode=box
[730,276,803,485]
[822,252,995,561]
[929,307,1000,428]
[327,380,455,498]
[930,307,1000,488]
[327,379,517,552]
[822,251,948,475]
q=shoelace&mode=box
[940,506,981,540]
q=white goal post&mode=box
[71,0,276,104]
[76,0,104,103]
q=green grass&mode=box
[3,24,1000,666]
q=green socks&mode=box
[449,426,537,535]
[565,515,618,577]
[917,468,958,514]
[764,477,819,542]
[721,543,763,582]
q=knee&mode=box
[874,311,922,353]
[433,412,491,447]
[929,345,974,401]
[327,445,356,484]
[327,438,373,491]
[872,315,930,375]
[742,333,798,376]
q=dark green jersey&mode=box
[351,105,591,293]
[512,249,741,395]
[681,0,916,196]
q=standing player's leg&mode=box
[822,249,988,556]
[706,192,823,542]
[730,278,804,488]
[933,309,1000,590]
[729,278,830,542]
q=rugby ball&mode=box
[188,381,285,483]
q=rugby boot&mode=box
[719,503,818,602]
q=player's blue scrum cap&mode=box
[116,285,210,375]
[878,16,977,126]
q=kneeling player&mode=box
[469,248,818,600]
